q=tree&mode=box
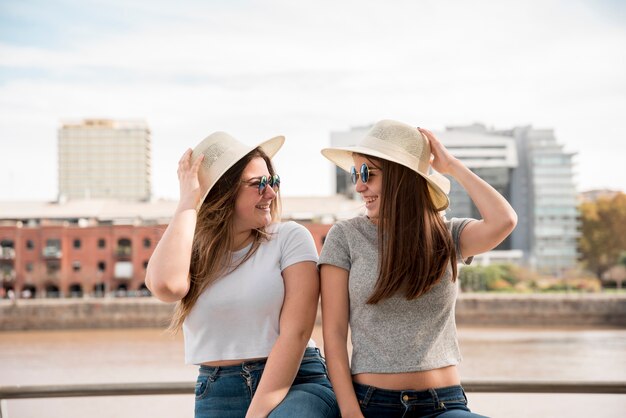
[579,193,626,279]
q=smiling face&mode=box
[233,157,277,234]
[352,154,383,221]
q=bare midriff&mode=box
[352,365,460,391]
[201,357,267,367]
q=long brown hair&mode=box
[366,155,456,304]
[169,147,280,331]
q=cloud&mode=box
[1,0,625,200]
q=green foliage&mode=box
[459,263,602,293]
[578,193,626,279]
[459,264,521,292]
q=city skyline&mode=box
[1,0,625,200]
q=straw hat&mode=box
[321,119,450,210]
[191,132,284,211]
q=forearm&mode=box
[245,331,311,418]
[145,207,197,302]
[325,338,362,417]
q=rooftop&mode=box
[0,195,365,225]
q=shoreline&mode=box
[1,293,625,331]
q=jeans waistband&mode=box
[353,382,467,405]
[199,347,321,377]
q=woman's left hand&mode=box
[418,127,460,175]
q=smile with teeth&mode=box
[363,196,378,204]
[255,203,271,210]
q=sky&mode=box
[1,0,625,201]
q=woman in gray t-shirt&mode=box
[319,119,517,418]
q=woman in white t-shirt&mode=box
[146,131,338,418]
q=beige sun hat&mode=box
[191,131,285,211]
[321,119,450,211]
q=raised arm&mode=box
[419,128,517,258]
[245,260,320,418]
[321,264,363,418]
[145,149,204,302]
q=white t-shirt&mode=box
[183,221,319,364]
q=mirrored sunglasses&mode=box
[243,175,281,195]
[350,163,379,185]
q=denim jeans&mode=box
[194,347,339,417]
[354,382,489,418]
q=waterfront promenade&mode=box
[1,326,625,417]
[1,293,625,331]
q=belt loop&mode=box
[360,385,375,408]
[460,385,468,402]
[208,366,219,382]
[429,388,445,410]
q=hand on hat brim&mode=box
[177,148,205,212]
[418,128,458,175]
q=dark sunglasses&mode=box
[242,174,281,195]
[350,163,379,185]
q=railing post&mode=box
[0,398,8,418]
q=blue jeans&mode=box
[354,382,489,418]
[194,347,339,417]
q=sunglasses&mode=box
[350,163,379,185]
[242,174,281,195]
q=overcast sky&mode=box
[1,0,625,201]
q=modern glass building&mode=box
[330,122,579,274]
[498,126,579,274]
[438,127,518,251]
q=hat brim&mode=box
[321,145,450,211]
[194,135,285,211]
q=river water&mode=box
[1,326,625,417]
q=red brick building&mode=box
[1,221,332,299]
[0,198,360,298]
[0,222,165,297]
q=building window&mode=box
[73,239,81,249]
[98,261,106,272]
[26,262,33,272]
[98,239,106,249]
[45,284,60,298]
[143,260,149,270]
[45,239,61,250]
[69,283,83,298]
[143,238,151,248]
[46,260,61,275]
[26,240,35,250]
[72,261,81,272]
[0,241,15,260]
[116,238,132,257]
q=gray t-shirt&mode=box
[319,216,474,375]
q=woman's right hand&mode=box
[177,148,204,212]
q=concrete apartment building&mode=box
[329,122,579,274]
[58,119,152,201]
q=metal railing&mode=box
[1,380,624,417]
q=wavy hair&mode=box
[169,147,280,331]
